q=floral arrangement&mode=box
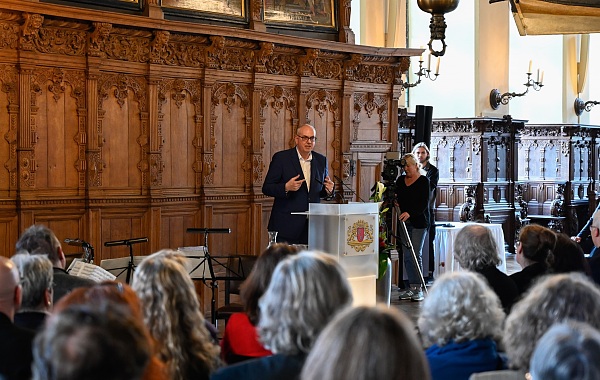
[370,181,395,279]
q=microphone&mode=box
[334,175,366,203]
[104,237,149,247]
[64,238,91,248]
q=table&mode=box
[434,222,506,278]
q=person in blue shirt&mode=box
[418,271,505,380]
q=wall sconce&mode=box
[403,54,441,90]
[490,65,544,110]
[417,0,460,57]
[574,98,600,116]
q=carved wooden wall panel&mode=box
[157,78,202,191]
[0,64,17,196]
[0,2,414,264]
[211,82,250,188]
[30,68,84,191]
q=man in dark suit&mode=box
[262,124,334,244]
[413,142,439,282]
[15,224,94,303]
[0,256,35,380]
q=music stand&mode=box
[185,228,233,325]
[103,237,148,284]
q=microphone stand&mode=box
[103,237,149,284]
[333,175,366,203]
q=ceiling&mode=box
[490,0,600,35]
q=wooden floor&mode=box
[391,253,520,325]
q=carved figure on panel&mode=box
[88,22,111,57]
[150,30,170,64]
[306,89,338,119]
[0,23,20,50]
[20,13,43,51]
[299,48,319,76]
[255,42,274,72]
[252,0,263,20]
[344,54,362,78]
[207,35,227,69]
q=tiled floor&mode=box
[391,253,520,325]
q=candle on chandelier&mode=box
[435,57,441,75]
[528,60,532,73]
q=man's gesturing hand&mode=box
[285,174,305,192]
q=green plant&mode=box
[370,181,394,278]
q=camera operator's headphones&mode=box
[399,158,407,167]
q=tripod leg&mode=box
[399,221,428,294]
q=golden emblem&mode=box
[347,219,374,253]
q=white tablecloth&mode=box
[434,222,506,278]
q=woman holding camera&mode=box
[395,153,430,302]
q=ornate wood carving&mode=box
[0,64,18,188]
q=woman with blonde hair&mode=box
[395,152,430,302]
[132,250,220,380]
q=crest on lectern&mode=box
[345,216,376,256]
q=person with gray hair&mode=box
[11,253,53,332]
[418,271,505,380]
[529,321,600,380]
[453,224,519,313]
[211,250,353,380]
[301,305,431,380]
[503,273,600,373]
[15,224,93,303]
[0,256,35,380]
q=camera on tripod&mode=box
[382,151,406,182]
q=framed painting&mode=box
[263,0,336,29]
[161,0,246,19]
[54,0,142,11]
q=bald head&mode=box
[0,256,22,320]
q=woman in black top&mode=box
[395,153,430,302]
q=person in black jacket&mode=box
[413,143,439,282]
[453,224,519,313]
[15,224,94,303]
[510,224,556,296]
[262,124,334,245]
[0,256,35,380]
[395,153,430,302]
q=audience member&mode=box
[503,273,600,373]
[418,271,505,380]
[551,232,591,275]
[32,302,151,380]
[53,281,168,380]
[11,253,53,332]
[510,224,556,296]
[211,250,353,380]
[585,208,600,285]
[221,243,298,364]
[453,224,519,313]
[571,202,600,257]
[15,224,93,303]
[301,305,431,380]
[529,321,600,380]
[0,256,34,380]
[132,250,221,380]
